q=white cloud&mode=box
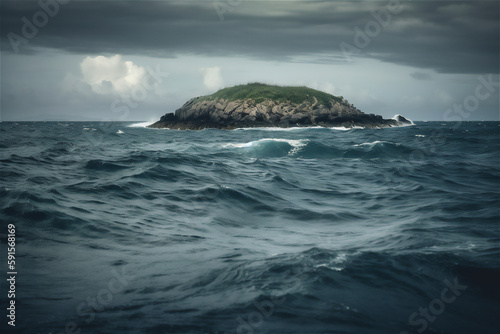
[80,54,147,94]
[199,66,224,91]
[320,82,336,95]
[308,81,336,95]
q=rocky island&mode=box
[148,83,412,130]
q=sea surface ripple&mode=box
[1,121,499,334]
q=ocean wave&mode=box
[233,126,362,131]
[224,138,306,149]
[234,126,324,131]
[354,140,392,147]
[223,138,416,159]
[392,114,415,126]
[347,140,416,158]
[224,138,308,157]
[84,159,129,171]
[329,125,365,130]
[127,121,155,127]
[2,121,499,334]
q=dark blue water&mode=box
[1,121,499,334]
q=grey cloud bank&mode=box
[2,0,498,74]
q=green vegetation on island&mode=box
[193,83,343,105]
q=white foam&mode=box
[224,138,308,152]
[234,126,361,131]
[354,140,395,147]
[391,114,415,127]
[224,142,253,148]
[314,253,347,271]
[233,126,323,131]
[415,134,425,137]
[394,123,415,128]
[354,140,387,146]
[328,126,364,131]
[116,130,124,134]
[128,121,155,128]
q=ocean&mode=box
[1,121,499,334]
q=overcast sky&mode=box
[1,0,499,121]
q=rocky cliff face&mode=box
[149,97,411,130]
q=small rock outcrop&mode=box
[149,83,412,130]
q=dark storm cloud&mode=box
[1,0,498,74]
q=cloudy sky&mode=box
[1,0,498,121]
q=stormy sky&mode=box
[1,0,498,121]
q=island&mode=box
[148,83,412,130]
